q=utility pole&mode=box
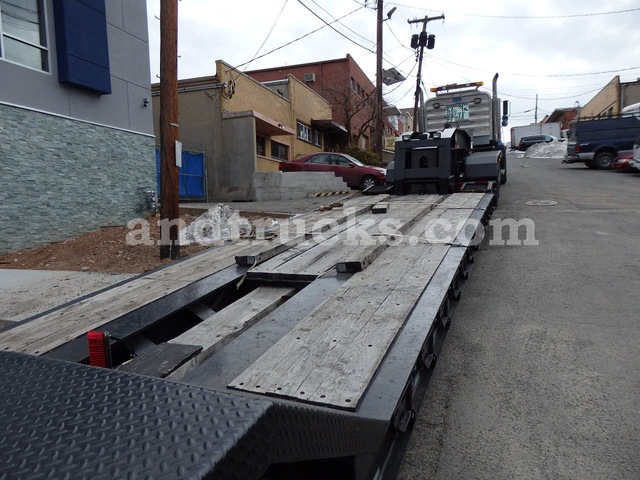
[408,14,444,132]
[159,0,180,259]
[374,0,383,155]
[534,93,538,123]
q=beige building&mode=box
[152,60,334,201]
[580,76,640,119]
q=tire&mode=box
[585,160,595,169]
[594,152,614,170]
[361,175,377,190]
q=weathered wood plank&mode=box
[0,238,266,355]
[335,199,438,272]
[235,234,309,266]
[118,343,202,377]
[167,286,295,381]
[0,277,193,355]
[372,202,389,214]
[434,192,485,209]
[228,241,450,410]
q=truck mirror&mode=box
[503,100,509,115]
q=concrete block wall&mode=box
[252,172,349,201]
[0,104,156,254]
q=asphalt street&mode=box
[399,153,640,479]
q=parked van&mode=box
[565,115,640,169]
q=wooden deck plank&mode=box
[228,240,449,410]
[248,219,358,278]
[167,286,295,381]
[335,199,439,272]
[235,235,309,266]
[229,201,482,409]
[254,200,437,279]
[117,343,202,377]
[0,238,265,355]
[0,277,193,355]
[435,192,485,209]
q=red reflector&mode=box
[575,144,580,153]
[88,330,112,368]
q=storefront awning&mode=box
[311,119,348,134]
[223,110,295,136]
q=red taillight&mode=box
[574,144,580,153]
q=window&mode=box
[271,141,289,161]
[306,154,330,165]
[297,122,312,142]
[256,136,266,156]
[297,121,322,146]
[0,0,48,71]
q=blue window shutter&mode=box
[53,0,111,94]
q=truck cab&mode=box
[423,75,508,184]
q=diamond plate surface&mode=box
[0,352,272,480]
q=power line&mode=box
[297,0,375,53]
[309,0,374,46]
[242,0,289,72]
[426,53,640,79]
[386,3,640,19]
[234,4,365,70]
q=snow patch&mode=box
[524,140,567,159]
[180,204,252,246]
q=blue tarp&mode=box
[155,149,205,200]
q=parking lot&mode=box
[399,152,640,479]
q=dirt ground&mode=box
[0,213,267,275]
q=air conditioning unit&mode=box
[303,72,316,83]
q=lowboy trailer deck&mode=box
[0,192,495,480]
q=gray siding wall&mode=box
[0,104,155,254]
[0,0,153,135]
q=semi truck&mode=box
[387,74,508,200]
[421,74,509,184]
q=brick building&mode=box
[247,54,397,151]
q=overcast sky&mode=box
[146,0,640,130]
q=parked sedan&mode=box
[613,152,634,172]
[517,134,557,151]
[280,153,386,189]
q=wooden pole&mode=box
[375,0,384,155]
[159,0,180,259]
[408,14,444,132]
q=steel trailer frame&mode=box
[0,195,495,480]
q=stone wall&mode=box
[0,104,156,253]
